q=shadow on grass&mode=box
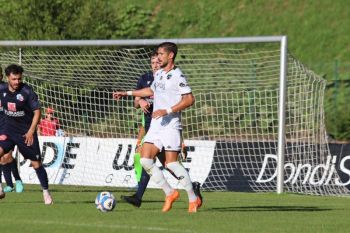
[207,206,332,212]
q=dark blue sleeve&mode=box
[135,75,143,90]
[25,86,41,111]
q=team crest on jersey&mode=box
[8,102,16,112]
[3,93,6,97]
[167,74,172,79]
[179,82,187,87]
[16,94,24,101]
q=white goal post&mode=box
[0,37,348,196]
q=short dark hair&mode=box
[150,49,158,59]
[5,64,23,76]
[158,42,178,60]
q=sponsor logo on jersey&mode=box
[16,94,24,101]
[7,102,16,112]
[4,109,25,117]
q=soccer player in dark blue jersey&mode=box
[0,66,24,198]
[0,64,53,204]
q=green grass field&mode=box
[1,185,350,233]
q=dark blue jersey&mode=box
[136,71,154,132]
[0,81,7,133]
[0,83,40,134]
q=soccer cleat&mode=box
[3,186,14,193]
[43,191,53,205]
[0,190,5,199]
[121,194,142,208]
[192,181,203,208]
[162,190,179,212]
[15,180,24,193]
[188,197,202,213]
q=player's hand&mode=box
[152,109,167,119]
[180,143,187,161]
[112,91,127,100]
[24,130,34,146]
[139,99,150,113]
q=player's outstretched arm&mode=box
[113,87,153,100]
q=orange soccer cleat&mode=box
[188,196,202,213]
[162,190,180,212]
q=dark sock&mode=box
[10,159,21,181]
[135,168,150,200]
[3,163,13,187]
[34,166,49,190]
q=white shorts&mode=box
[144,128,181,151]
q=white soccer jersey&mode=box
[150,67,192,130]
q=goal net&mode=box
[0,38,348,195]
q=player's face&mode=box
[150,56,160,73]
[7,73,22,91]
[157,47,173,68]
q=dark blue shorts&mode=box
[0,132,41,161]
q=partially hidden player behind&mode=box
[0,64,53,204]
[121,50,165,206]
[0,66,24,199]
[114,42,202,213]
[132,50,160,188]
[121,50,202,208]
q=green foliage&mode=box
[0,0,154,40]
[113,4,154,38]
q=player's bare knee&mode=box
[31,160,42,169]
[0,147,4,158]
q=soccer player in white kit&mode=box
[113,42,202,213]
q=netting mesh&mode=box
[0,42,348,195]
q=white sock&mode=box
[43,189,50,195]
[140,158,174,196]
[166,161,197,202]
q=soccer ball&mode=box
[95,191,116,212]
